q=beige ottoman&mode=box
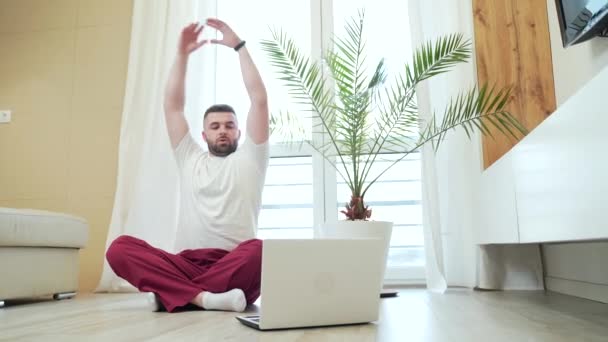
[0,208,89,306]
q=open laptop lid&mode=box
[257,238,384,330]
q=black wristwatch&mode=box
[234,40,246,52]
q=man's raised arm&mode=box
[207,18,269,144]
[164,23,207,148]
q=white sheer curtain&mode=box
[410,0,544,291]
[96,0,217,292]
[408,0,478,291]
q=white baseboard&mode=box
[545,276,608,303]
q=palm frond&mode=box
[269,110,308,149]
[326,10,373,195]
[358,34,472,193]
[420,85,525,151]
[361,85,527,196]
[411,33,471,84]
[261,28,355,188]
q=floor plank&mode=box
[1,289,607,341]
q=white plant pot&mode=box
[315,220,393,282]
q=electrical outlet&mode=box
[0,110,11,123]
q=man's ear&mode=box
[202,131,208,142]
[238,129,242,140]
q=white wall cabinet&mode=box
[478,65,608,244]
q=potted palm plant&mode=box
[262,11,525,274]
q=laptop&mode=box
[236,238,385,331]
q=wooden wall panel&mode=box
[473,0,557,169]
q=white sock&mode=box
[146,292,161,312]
[201,288,247,312]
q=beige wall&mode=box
[543,0,608,303]
[0,0,133,292]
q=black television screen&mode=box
[555,0,608,47]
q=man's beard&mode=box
[207,139,238,156]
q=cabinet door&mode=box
[512,68,608,243]
[478,153,520,244]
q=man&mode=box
[106,18,269,313]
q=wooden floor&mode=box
[1,289,608,341]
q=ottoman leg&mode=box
[53,292,76,300]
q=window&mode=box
[258,156,314,240]
[215,0,312,139]
[211,0,423,283]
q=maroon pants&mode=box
[105,235,262,313]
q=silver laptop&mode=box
[236,238,385,331]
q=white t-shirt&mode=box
[172,132,269,251]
